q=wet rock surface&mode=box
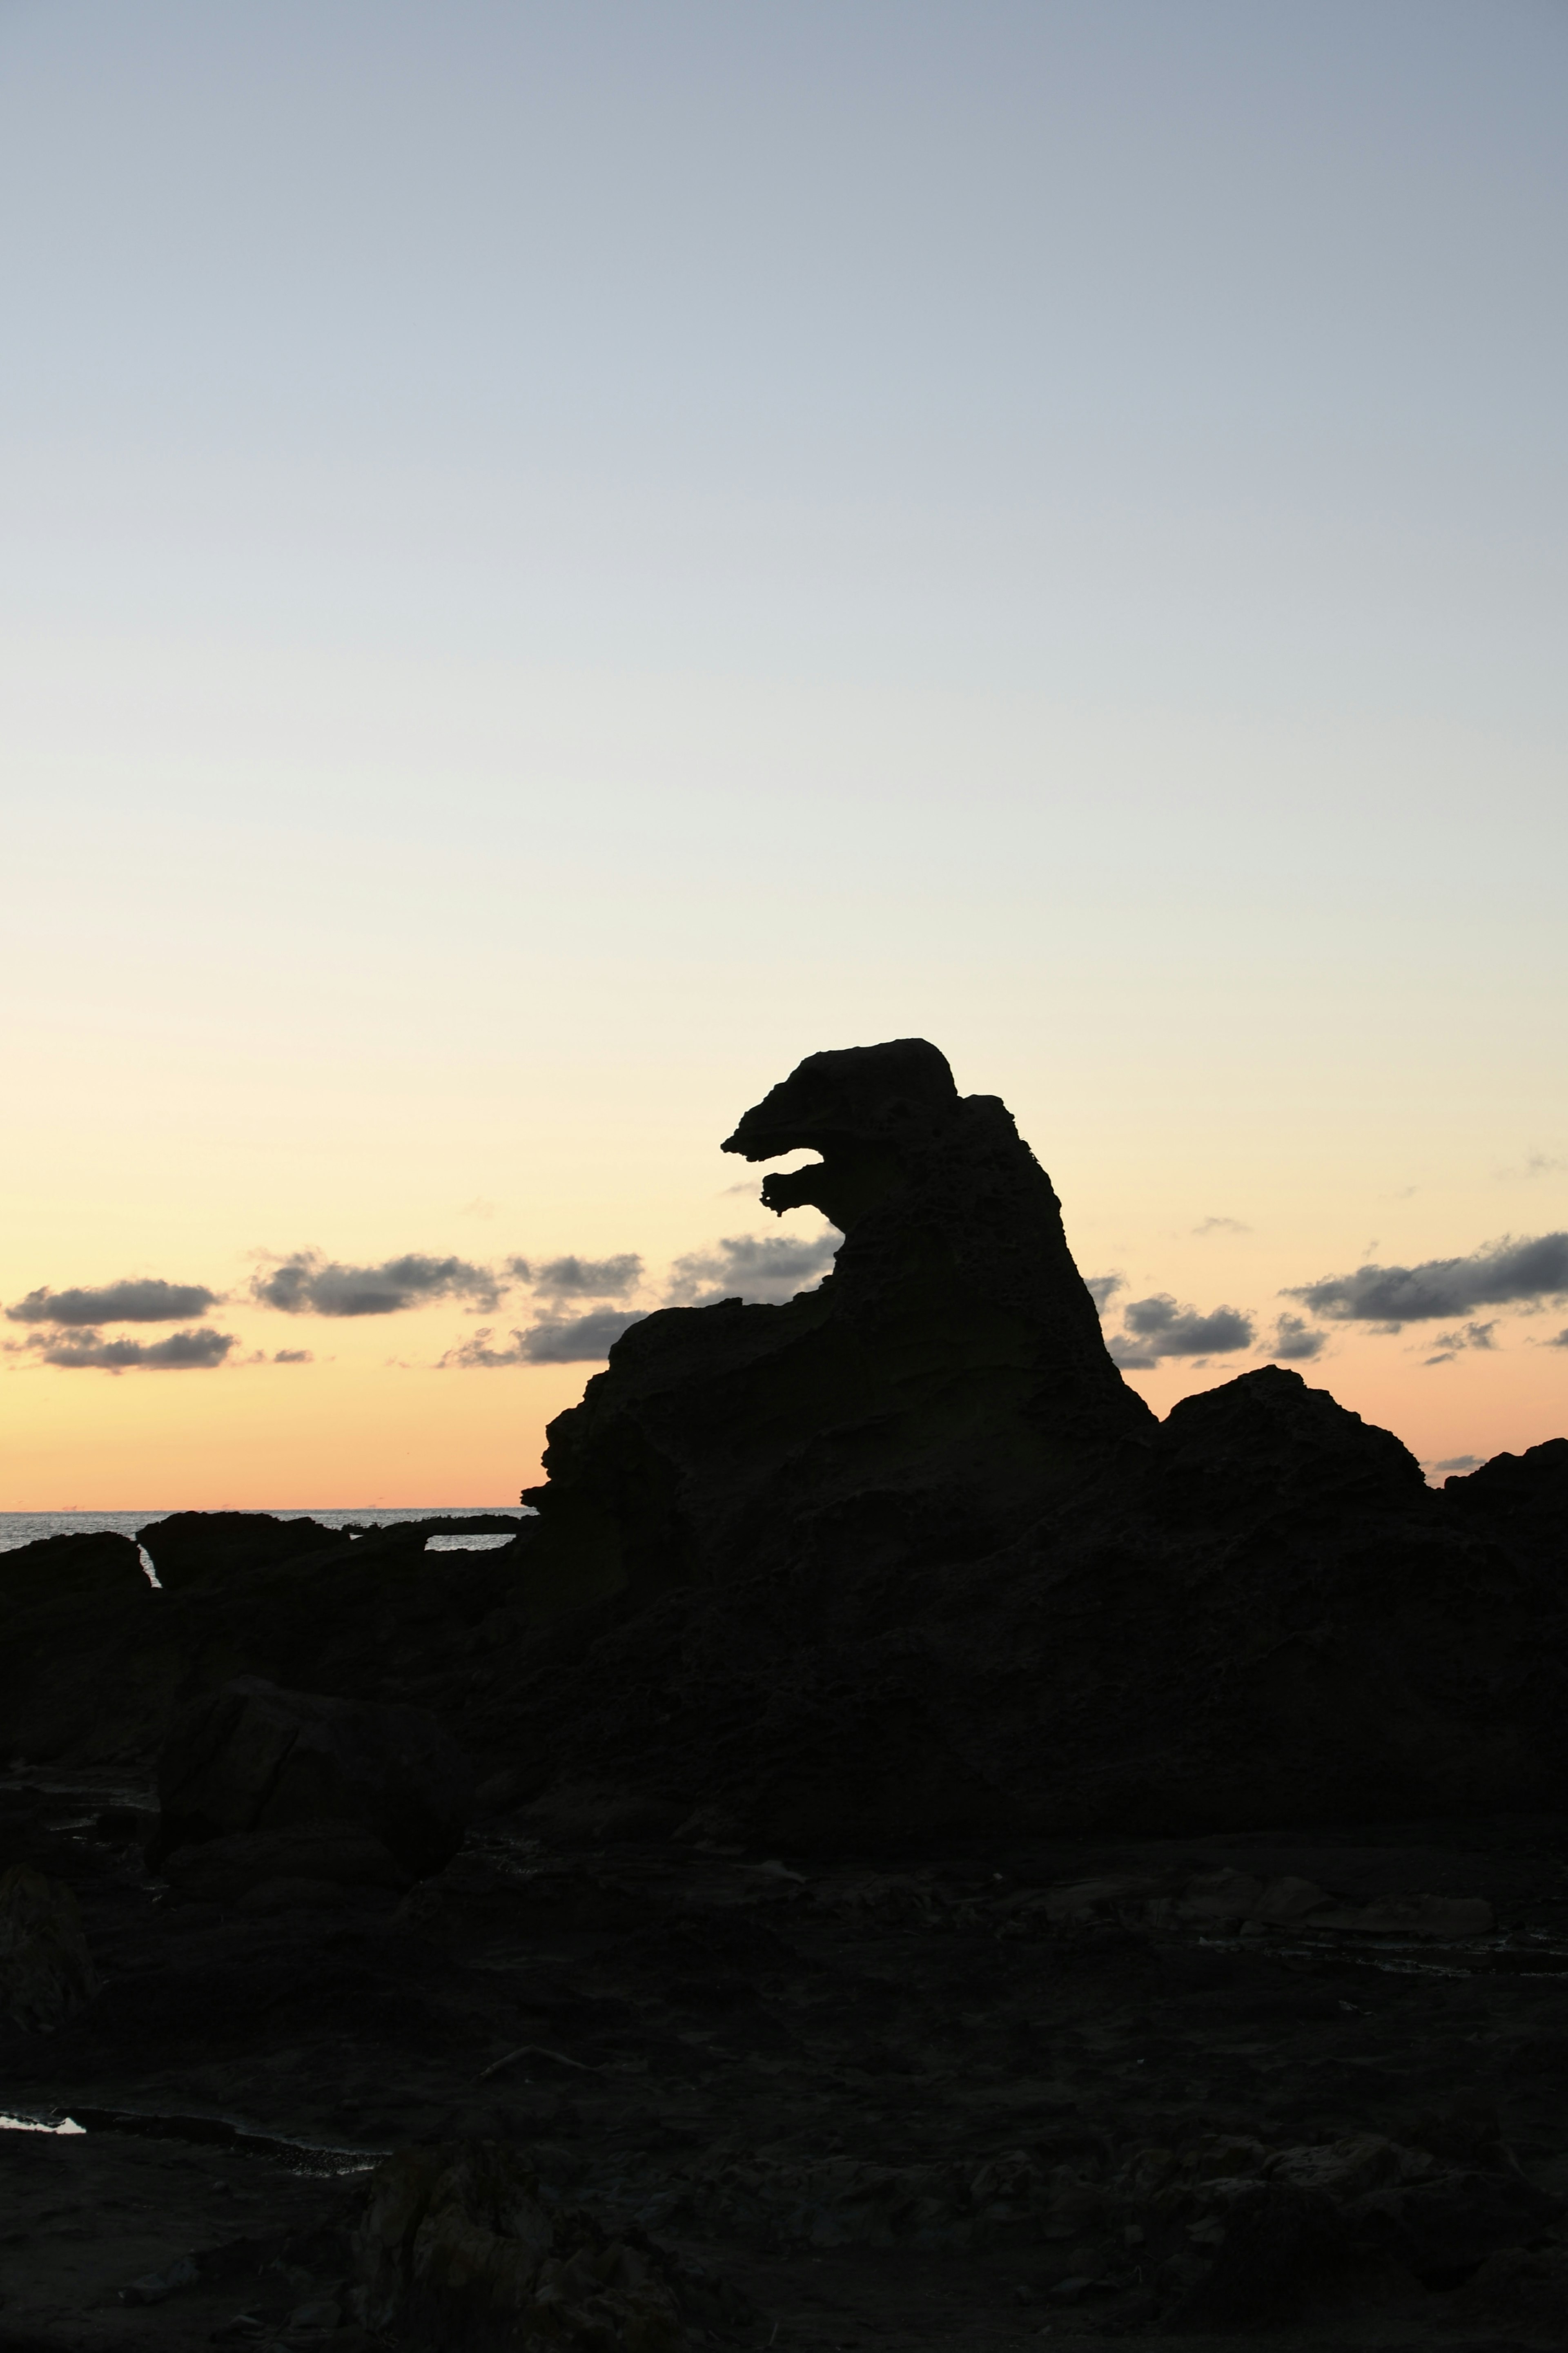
[6,1785,1568,2346]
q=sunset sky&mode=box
[3,0,1566,1507]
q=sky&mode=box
[2,0,1565,1506]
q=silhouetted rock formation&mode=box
[138,1510,341,1592]
[0,1532,154,1761]
[1442,1436,1568,1571]
[488,1356,1568,1849]
[520,1039,1153,1614]
[4,1041,1567,1864]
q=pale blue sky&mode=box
[2,0,1566,1497]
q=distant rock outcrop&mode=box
[520,1039,1154,1613]
[137,1510,341,1592]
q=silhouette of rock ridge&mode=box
[518,1038,1154,1615]
[2,1037,1565,1856]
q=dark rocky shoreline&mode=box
[4,1040,1568,2348]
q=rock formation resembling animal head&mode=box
[723,1037,961,1231]
[519,1040,1153,1615]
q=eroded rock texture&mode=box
[149,1676,474,1889]
[521,1039,1154,1613]
[492,1357,1568,1847]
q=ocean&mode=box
[0,1508,525,1556]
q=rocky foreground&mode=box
[7,1776,1568,2350]
[4,1040,1568,2348]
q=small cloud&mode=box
[1084,1273,1125,1317]
[1429,1320,1498,1354]
[1107,1335,1158,1370]
[1429,1454,1480,1473]
[440,1327,528,1369]
[1287,1232,1568,1325]
[1496,1151,1566,1181]
[530,1253,644,1300]
[5,1278,219,1327]
[272,1348,313,1364]
[1266,1312,1325,1362]
[1424,1352,1457,1367]
[519,1309,649,1363]
[460,1197,498,1220]
[29,1327,236,1371]
[442,1308,651,1367]
[251,1250,503,1316]
[1546,1327,1568,1350]
[1192,1216,1250,1238]
[1118,1294,1254,1358]
[665,1231,838,1309]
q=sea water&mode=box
[0,1508,525,1555]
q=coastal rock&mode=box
[521,1039,1154,1614]
[1442,1435,1568,1569]
[0,1864,98,2030]
[159,1818,413,1906]
[136,1510,341,1591]
[0,1531,157,1762]
[354,2141,686,2351]
[493,1349,1566,1846]
[148,1676,474,1881]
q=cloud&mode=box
[273,1349,313,1364]
[252,1251,502,1316]
[1267,1312,1326,1362]
[1547,1328,1568,1350]
[1287,1232,1568,1327]
[528,1253,644,1300]
[519,1309,649,1363]
[1433,1320,1497,1353]
[5,1278,219,1327]
[30,1327,236,1371]
[1118,1294,1255,1358]
[1430,1454,1480,1473]
[1192,1216,1250,1237]
[440,1328,529,1368]
[665,1230,840,1308]
[1084,1273,1124,1316]
[1496,1152,1566,1180]
[442,1309,650,1367]
[1106,1335,1158,1370]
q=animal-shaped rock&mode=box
[521,1039,1153,1612]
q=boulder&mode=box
[521,1039,1154,1613]
[1443,1436,1568,1570]
[147,1677,473,1882]
[0,1532,158,1764]
[0,1864,98,2030]
[354,2141,687,2351]
[1147,1362,1426,1526]
[0,1528,148,1610]
[136,1510,341,1591]
[160,1819,414,1906]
